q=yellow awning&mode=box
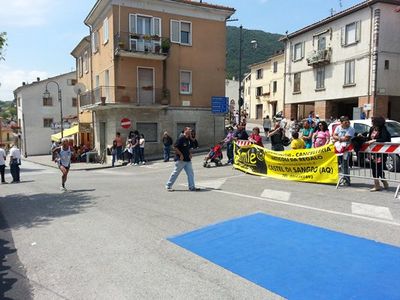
[51,125,79,142]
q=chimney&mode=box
[37,77,40,82]
[22,82,26,86]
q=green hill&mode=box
[226,26,284,79]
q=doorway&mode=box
[138,68,154,105]
[256,104,263,119]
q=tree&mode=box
[0,32,7,61]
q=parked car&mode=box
[329,119,400,172]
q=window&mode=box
[318,36,326,51]
[78,57,83,77]
[385,60,389,70]
[256,69,263,79]
[180,70,192,94]
[247,87,250,95]
[43,97,53,106]
[273,61,278,73]
[316,67,325,89]
[256,86,263,96]
[43,118,53,128]
[92,31,99,53]
[17,97,21,107]
[344,60,355,85]
[341,21,361,46]
[171,20,192,45]
[83,51,89,74]
[293,72,301,93]
[293,42,304,61]
[136,122,158,142]
[103,17,109,44]
[272,81,277,93]
[72,97,77,107]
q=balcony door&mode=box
[138,67,154,105]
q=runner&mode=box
[53,138,73,191]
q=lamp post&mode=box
[43,81,63,139]
[238,25,243,124]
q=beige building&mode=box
[71,0,234,157]
[243,51,285,120]
[282,0,400,121]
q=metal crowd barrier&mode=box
[336,142,400,198]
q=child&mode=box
[139,134,146,164]
[290,132,305,150]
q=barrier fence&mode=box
[337,142,400,198]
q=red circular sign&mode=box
[121,118,131,129]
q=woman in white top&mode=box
[139,134,146,164]
[52,138,73,191]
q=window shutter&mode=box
[355,20,361,42]
[290,44,294,62]
[301,41,305,59]
[129,14,136,33]
[341,26,346,46]
[171,20,180,43]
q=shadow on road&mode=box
[0,191,95,230]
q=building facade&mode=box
[72,0,234,157]
[243,51,285,120]
[14,72,78,156]
[283,0,400,121]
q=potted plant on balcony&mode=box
[161,38,170,54]
[151,35,160,41]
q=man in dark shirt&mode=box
[165,127,199,191]
[233,123,249,140]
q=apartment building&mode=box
[71,0,234,156]
[243,51,285,120]
[14,72,78,156]
[282,0,400,121]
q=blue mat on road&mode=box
[168,213,400,299]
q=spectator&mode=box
[233,122,249,141]
[131,130,140,165]
[301,121,313,149]
[290,132,305,150]
[162,131,173,162]
[332,116,355,186]
[190,130,199,149]
[366,116,391,191]
[139,134,146,164]
[249,127,263,147]
[263,115,272,139]
[115,132,123,161]
[313,121,330,148]
[111,140,117,167]
[268,122,284,151]
[9,143,21,183]
[223,126,235,164]
[0,145,6,183]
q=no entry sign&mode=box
[121,118,131,129]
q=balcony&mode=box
[114,32,170,61]
[79,86,170,108]
[306,48,332,67]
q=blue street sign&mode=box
[211,96,229,114]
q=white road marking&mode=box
[209,189,400,227]
[261,189,291,202]
[196,179,226,190]
[352,202,393,220]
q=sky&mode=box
[0,0,362,101]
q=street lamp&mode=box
[43,81,63,138]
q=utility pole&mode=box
[238,25,243,124]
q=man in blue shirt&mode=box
[165,127,199,192]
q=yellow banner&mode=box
[234,143,338,184]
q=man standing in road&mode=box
[162,131,173,162]
[115,132,123,161]
[0,145,7,183]
[9,143,21,183]
[165,127,199,192]
[53,138,73,191]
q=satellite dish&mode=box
[73,83,86,95]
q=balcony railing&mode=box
[79,86,170,108]
[306,48,332,66]
[114,32,170,60]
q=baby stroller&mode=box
[203,143,223,168]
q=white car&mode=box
[329,119,400,172]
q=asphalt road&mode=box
[1,154,399,299]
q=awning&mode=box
[51,125,79,142]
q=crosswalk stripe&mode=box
[261,189,291,202]
[351,202,393,220]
